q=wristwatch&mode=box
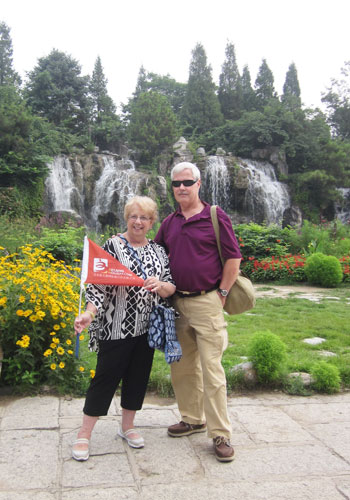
[218,288,229,297]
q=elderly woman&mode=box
[72,196,176,461]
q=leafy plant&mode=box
[248,330,287,384]
[0,245,90,393]
[305,253,343,287]
[311,361,341,394]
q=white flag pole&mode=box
[75,236,89,359]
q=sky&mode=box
[1,0,350,112]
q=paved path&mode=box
[1,392,350,499]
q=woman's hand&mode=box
[74,308,96,335]
[143,276,164,294]
[144,278,176,298]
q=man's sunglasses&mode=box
[171,179,197,188]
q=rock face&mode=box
[44,139,295,231]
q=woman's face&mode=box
[126,204,153,240]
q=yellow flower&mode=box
[59,362,65,369]
[44,349,53,357]
[50,343,56,349]
[0,297,7,306]
[79,366,85,372]
[16,309,24,316]
[50,364,57,370]
[60,322,66,328]
[52,337,60,344]
[67,350,73,355]
[79,335,84,341]
[90,370,96,378]
[66,339,72,345]
[23,309,33,317]
[53,324,60,330]
[19,296,26,303]
[29,315,37,322]
[57,347,64,355]
[49,331,55,336]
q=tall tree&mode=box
[181,43,223,135]
[89,56,116,116]
[128,91,180,164]
[24,49,90,133]
[255,59,277,109]
[282,62,301,109]
[241,65,256,111]
[0,21,20,86]
[322,61,350,140]
[218,42,242,120]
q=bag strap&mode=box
[210,205,224,267]
[118,234,147,279]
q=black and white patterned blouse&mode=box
[86,237,174,348]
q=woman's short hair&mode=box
[171,162,201,181]
[124,196,158,223]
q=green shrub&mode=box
[305,253,343,287]
[33,225,85,264]
[311,361,341,393]
[248,330,287,384]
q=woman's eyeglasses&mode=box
[129,215,151,222]
[171,179,197,188]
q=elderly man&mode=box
[155,161,241,462]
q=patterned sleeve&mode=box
[153,242,175,285]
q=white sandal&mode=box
[72,438,90,461]
[118,428,144,448]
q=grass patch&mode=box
[77,286,350,398]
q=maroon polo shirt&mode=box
[154,202,242,292]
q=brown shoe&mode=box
[168,420,207,437]
[213,436,235,462]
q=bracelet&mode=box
[85,310,95,320]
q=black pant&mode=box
[83,334,154,416]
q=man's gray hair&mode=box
[171,162,201,181]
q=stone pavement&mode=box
[0,391,350,500]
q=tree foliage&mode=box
[128,91,180,164]
[322,61,350,140]
[255,59,277,109]
[181,43,223,135]
[0,22,20,86]
[282,62,301,109]
[218,42,242,120]
[24,49,91,134]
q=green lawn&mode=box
[80,285,350,397]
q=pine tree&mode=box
[218,42,242,120]
[241,65,256,111]
[282,62,301,109]
[255,59,277,109]
[90,56,116,116]
[25,49,90,133]
[0,22,20,86]
[181,43,223,134]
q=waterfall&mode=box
[241,159,290,225]
[204,156,230,210]
[91,156,144,231]
[45,156,82,215]
[335,188,350,224]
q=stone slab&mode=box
[1,396,59,430]
[0,429,58,490]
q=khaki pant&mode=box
[171,290,232,439]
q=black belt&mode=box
[176,286,218,299]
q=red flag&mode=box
[80,236,144,287]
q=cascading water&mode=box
[91,156,144,231]
[45,155,83,215]
[241,159,290,225]
[204,156,230,211]
[335,188,350,223]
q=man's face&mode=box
[172,169,201,206]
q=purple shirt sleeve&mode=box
[155,202,241,292]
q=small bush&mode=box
[248,330,287,384]
[311,361,341,394]
[32,225,85,264]
[305,253,343,287]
